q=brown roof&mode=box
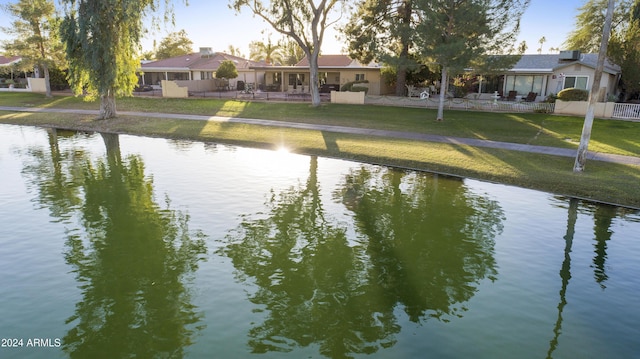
[295,54,353,67]
[141,52,265,71]
[0,56,21,66]
[294,54,380,68]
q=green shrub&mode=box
[351,86,368,94]
[341,80,369,93]
[340,81,354,92]
[557,88,589,101]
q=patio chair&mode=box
[524,92,538,102]
[506,91,517,101]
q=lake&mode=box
[1,123,639,359]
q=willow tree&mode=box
[414,0,529,121]
[1,0,64,98]
[230,0,346,107]
[343,0,419,96]
[60,0,176,119]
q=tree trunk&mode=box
[308,50,321,107]
[396,66,408,96]
[436,67,448,121]
[395,0,413,97]
[43,63,52,98]
[574,0,615,172]
[99,91,117,120]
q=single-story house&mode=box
[474,51,621,101]
[0,55,22,67]
[139,51,389,95]
[139,48,267,90]
[0,55,23,79]
[249,54,389,95]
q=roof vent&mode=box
[559,50,580,60]
[199,47,214,58]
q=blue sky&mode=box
[0,0,585,56]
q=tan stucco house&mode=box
[139,51,387,95]
[250,54,388,95]
[139,48,266,90]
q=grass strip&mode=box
[1,93,639,208]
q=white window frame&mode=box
[563,76,589,90]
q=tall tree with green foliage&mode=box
[155,29,193,59]
[414,0,529,121]
[609,0,640,100]
[343,0,419,96]
[573,0,640,101]
[280,39,305,65]
[564,0,632,53]
[230,0,346,107]
[60,0,176,120]
[1,0,64,98]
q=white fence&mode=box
[365,96,556,113]
[612,103,640,120]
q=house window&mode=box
[202,71,213,80]
[504,75,545,95]
[355,73,365,81]
[288,74,305,88]
[480,75,501,93]
[564,76,588,90]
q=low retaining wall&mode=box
[161,80,188,98]
[175,79,218,92]
[554,100,615,118]
[27,78,47,92]
[331,91,365,104]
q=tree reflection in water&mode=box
[20,131,208,358]
[592,204,617,289]
[220,162,504,358]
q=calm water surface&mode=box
[0,124,638,359]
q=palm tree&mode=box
[249,36,283,65]
[226,45,244,58]
[538,36,547,54]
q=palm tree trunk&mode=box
[574,0,615,172]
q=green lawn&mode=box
[1,92,639,208]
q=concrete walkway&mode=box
[2,105,639,166]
